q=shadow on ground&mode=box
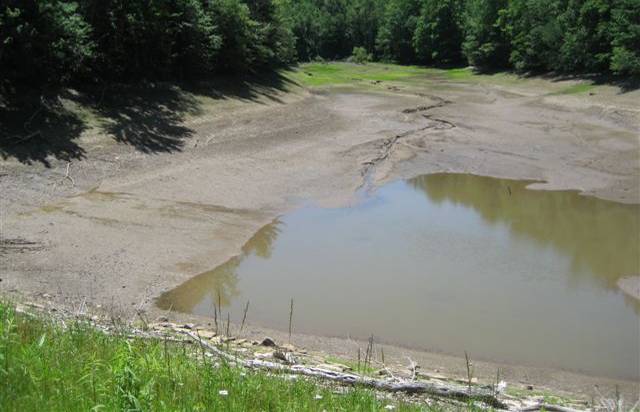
[0,71,298,167]
[0,94,87,167]
[84,86,198,155]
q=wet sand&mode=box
[1,68,639,401]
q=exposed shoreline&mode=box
[2,64,639,403]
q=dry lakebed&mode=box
[1,63,639,404]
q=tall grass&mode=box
[0,302,430,411]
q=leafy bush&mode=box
[501,0,564,72]
[462,0,509,70]
[351,46,372,64]
[413,0,465,65]
[556,0,612,73]
[610,0,640,76]
[0,1,93,90]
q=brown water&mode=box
[158,173,640,380]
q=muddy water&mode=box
[158,174,640,380]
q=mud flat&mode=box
[1,63,639,402]
[618,276,640,301]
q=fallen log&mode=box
[182,331,506,408]
[520,404,584,412]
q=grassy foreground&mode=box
[0,302,434,411]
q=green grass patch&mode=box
[442,67,474,80]
[553,83,595,95]
[290,62,429,87]
[505,387,571,406]
[0,302,431,411]
[289,62,482,89]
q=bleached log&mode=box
[519,404,584,412]
[183,331,505,408]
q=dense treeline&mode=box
[281,0,639,75]
[0,0,638,96]
[0,0,294,93]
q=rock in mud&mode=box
[260,337,276,347]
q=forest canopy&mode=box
[0,0,638,94]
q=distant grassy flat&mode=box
[289,62,602,97]
[288,62,523,90]
[290,62,429,87]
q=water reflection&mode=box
[157,174,640,379]
[157,219,282,313]
[409,174,640,291]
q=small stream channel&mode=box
[158,173,640,380]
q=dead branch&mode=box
[64,161,75,186]
[406,356,418,380]
[519,404,584,412]
[182,331,505,408]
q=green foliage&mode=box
[556,0,613,73]
[0,0,295,93]
[278,0,383,61]
[375,0,421,64]
[351,46,372,64]
[0,0,636,96]
[80,0,225,80]
[610,0,640,75]
[0,302,425,411]
[0,1,93,90]
[345,0,385,56]
[209,0,257,72]
[462,0,509,70]
[501,0,564,72]
[413,0,464,65]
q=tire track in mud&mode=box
[360,94,455,187]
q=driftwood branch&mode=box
[182,331,505,408]
[63,161,75,186]
[520,404,584,412]
[406,356,418,380]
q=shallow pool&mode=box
[158,173,640,379]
